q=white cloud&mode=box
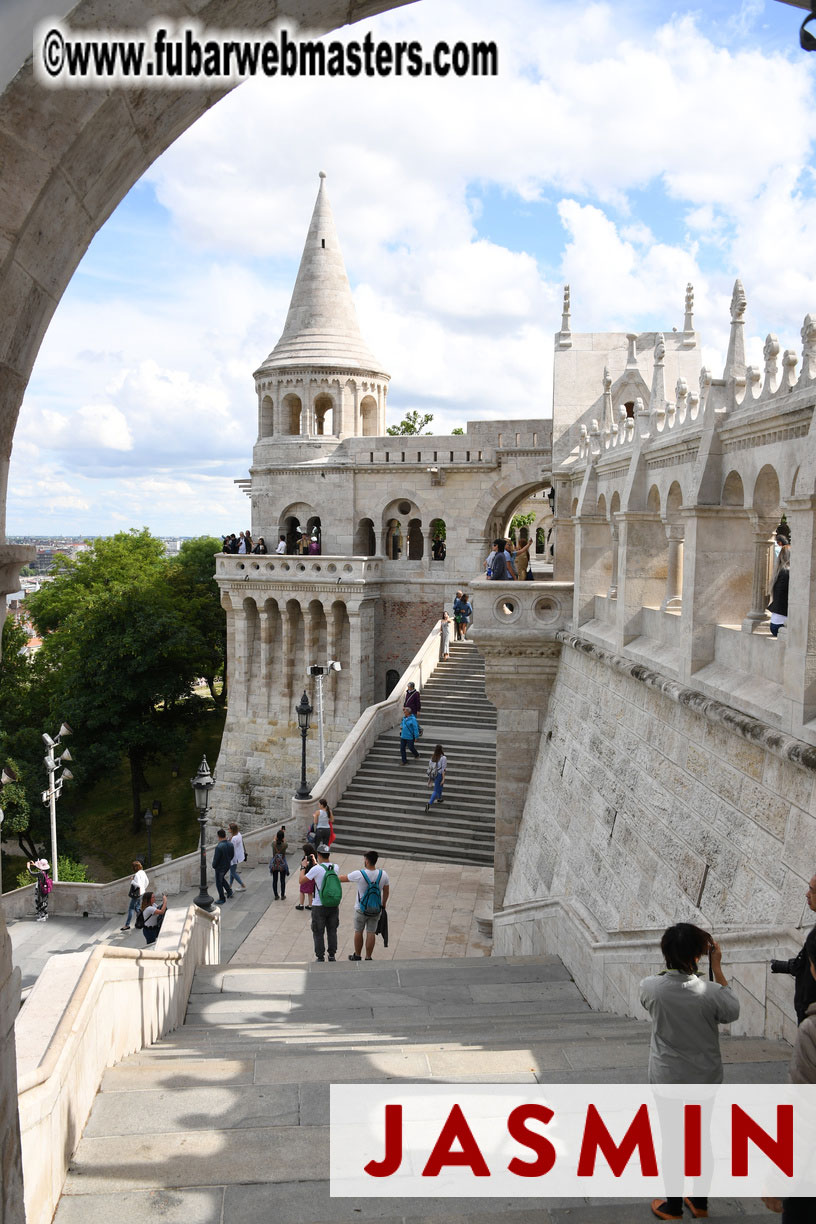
[8,0,816,534]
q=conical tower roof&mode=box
[259,172,388,375]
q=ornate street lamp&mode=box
[295,690,313,800]
[190,755,215,911]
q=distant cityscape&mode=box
[6,537,194,655]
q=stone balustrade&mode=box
[469,577,574,636]
[216,553,383,583]
[16,903,219,1224]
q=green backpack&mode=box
[319,863,342,908]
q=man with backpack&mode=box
[302,843,343,962]
[341,851,390,962]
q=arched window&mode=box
[429,517,446,562]
[386,519,402,560]
[260,394,273,438]
[354,518,376,556]
[360,395,378,436]
[314,393,334,436]
[385,669,400,699]
[283,393,302,435]
[407,518,424,560]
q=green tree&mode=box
[28,530,206,833]
[169,537,227,706]
[0,618,55,857]
[451,427,464,435]
[386,410,434,436]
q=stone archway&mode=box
[0,5,414,1217]
[0,0,413,564]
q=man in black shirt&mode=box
[212,828,235,905]
[771,871,816,1023]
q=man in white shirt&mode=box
[275,534,287,554]
[302,844,342,962]
[341,851,390,962]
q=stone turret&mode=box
[253,172,390,454]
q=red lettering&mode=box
[507,1104,557,1176]
[365,1104,403,1177]
[684,1105,701,1177]
[731,1105,793,1177]
[422,1104,491,1177]
[577,1103,658,1177]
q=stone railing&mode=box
[493,893,803,1043]
[1,822,286,921]
[216,553,383,583]
[290,618,443,831]
[468,577,573,635]
[16,902,219,1224]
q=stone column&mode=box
[378,527,389,558]
[257,608,273,715]
[280,607,293,702]
[660,524,684,611]
[607,521,619,599]
[613,513,668,646]
[347,601,378,714]
[781,493,816,722]
[741,520,776,632]
[222,591,249,717]
[573,515,613,626]
[471,633,561,912]
[425,527,435,565]
[399,520,409,561]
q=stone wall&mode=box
[495,635,816,1040]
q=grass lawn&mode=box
[67,706,227,883]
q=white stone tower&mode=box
[253,172,390,462]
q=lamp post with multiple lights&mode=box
[306,661,341,778]
[42,724,72,882]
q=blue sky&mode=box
[8,0,816,535]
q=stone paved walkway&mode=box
[7,851,493,992]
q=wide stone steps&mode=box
[332,641,498,865]
[57,955,790,1224]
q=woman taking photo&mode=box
[140,891,167,946]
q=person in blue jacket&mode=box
[399,705,420,765]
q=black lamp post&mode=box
[295,690,313,800]
[190,755,215,911]
[143,808,153,869]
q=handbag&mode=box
[128,883,139,898]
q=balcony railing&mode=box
[216,554,383,582]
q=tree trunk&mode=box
[129,748,144,834]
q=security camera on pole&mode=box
[306,660,342,777]
[41,724,72,883]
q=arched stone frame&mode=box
[282,393,303,435]
[378,494,422,560]
[279,501,318,554]
[260,393,274,439]
[646,484,661,516]
[385,518,403,560]
[407,518,424,560]
[385,668,400,700]
[472,468,555,550]
[360,394,378,436]
[354,517,376,556]
[429,516,447,562]
[313,391,335,436]
[306,515,322,553]
[0,6,420,1211]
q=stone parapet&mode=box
[216,553,383,585]
[16,903,219,1224]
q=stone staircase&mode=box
[55,954,790,1223]
[332,641,497,866]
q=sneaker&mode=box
[650,1203,682,1222]
[36,915,46,922]
[315,956,325,962]
[683,1201,709,1220]
[328,955,336,962]
[295,904,304,910]
[348,953,362,961]
[239,885,247,891]
[215,899,226,905]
